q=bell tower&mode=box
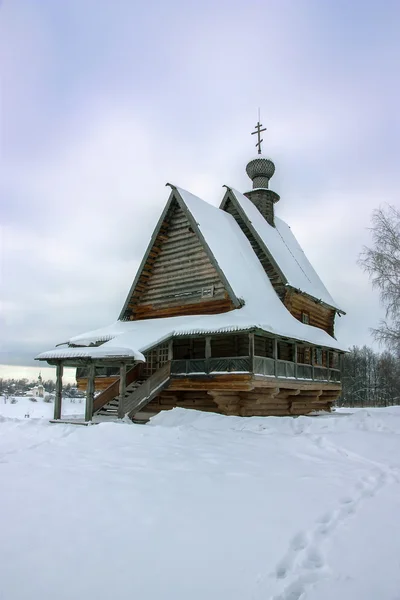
[244,119,280,226]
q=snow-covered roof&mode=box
[36,346,145,363]
[36,185,346,363]
[39,186,345,356]
[226,188,343,312]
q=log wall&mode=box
[173,338,206,359]
[278,341,293,362]
[284,290,336,336]
[144,382,341,417]
[210,334,249,357]
[254,335,274,358]
[125,201,235,320]
[76,376,118,392]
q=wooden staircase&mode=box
[96,378,145,417]
[125,362,171,418]
[93,362,171,420]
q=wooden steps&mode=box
[96,379,145,417]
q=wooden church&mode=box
[36,123,346,422]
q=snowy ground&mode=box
[1,398,400,600]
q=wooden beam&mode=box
[203,336,211,374]
[118,363,127,419]
[168,339,173,361]
[85,363,95,422]
[249,332,255,374]
[54,362,63,420]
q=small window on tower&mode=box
[301,311,310,324]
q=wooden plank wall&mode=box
[284,290,335,336]
[126,201,234,320]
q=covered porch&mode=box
[170,330,342,383]
[36,328,343,422]
[35,346,145,424]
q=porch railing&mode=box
[171,355,341,383]
[171,357,251,375]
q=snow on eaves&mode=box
[36,346,145,362]
[229,188,343,312]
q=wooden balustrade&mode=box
[171,355,341,383]
[125,361,171,417]
[92,363,143,413]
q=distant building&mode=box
[36,124,346,421]
[26,373,44,398]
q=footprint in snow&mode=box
[275,532,309,579]
[291,531,308,551]
[302,545,325,570]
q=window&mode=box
[202,285,214,298]
[301,311,310,324]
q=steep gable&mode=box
[220,187,343,313]
[120,189,239,321]
[221,193,287,301]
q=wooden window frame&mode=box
[301,311,310,324]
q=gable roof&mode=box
[55,186,346,354]
[119,186,241,320]
[220,187,344,312]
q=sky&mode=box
[1,0,400,376]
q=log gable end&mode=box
[120,195,237,321]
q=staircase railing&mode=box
[125,361,171,418]
[93,363,143,413]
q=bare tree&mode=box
[359,205,400,350]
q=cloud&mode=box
[2,0,399,367]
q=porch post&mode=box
[118,363,127,419]
[168,339,173,361]
[294,343,298,379]
[274,338,278,377]
[85,363,95,422]
[312,348,315,381]
[54,362,63,420]
[205,336,211,374]
[248,332,255,373]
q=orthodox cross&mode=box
[251,120,266,154]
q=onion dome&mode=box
[246,155,275,189]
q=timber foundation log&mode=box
[143,376,341,418]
